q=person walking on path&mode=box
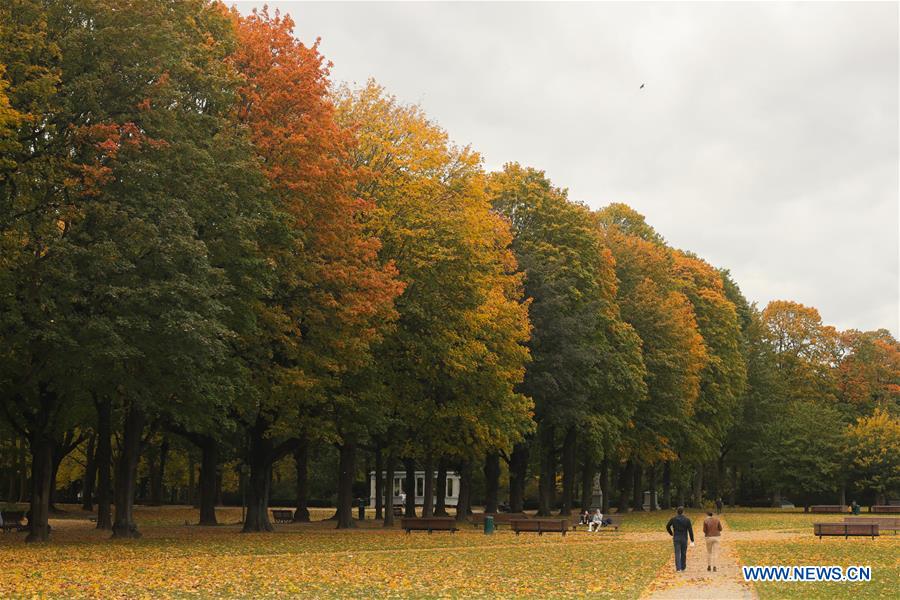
[703,511,723,572]
[715,497,723,514]
[666,506,694,572]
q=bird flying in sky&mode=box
[640,83,645,89]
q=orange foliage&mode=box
[229,8,402,369]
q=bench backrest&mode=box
[872,505,900,513]
[810,505,845,513]
[844,517,900,527]
[0,511,25,523]
[815,522,878,535]
[401,517,456,528]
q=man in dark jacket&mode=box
[666,506,694,572]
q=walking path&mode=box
[640,516,762,600]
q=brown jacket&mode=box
[703,516,722,537]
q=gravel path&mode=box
[639,516,780,600]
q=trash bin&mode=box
[484,514,494,535]
[358,498,366,521]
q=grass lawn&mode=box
[734,537,900,600]
[723,508,846,532]
[0,505,671,599]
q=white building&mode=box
[368,470,461,507]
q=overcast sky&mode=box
[237,1,899,336]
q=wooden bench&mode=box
[814,522,878,539]
[844,517,900,534]
[400,517,458,534]
[511,518,568,536]
[810,505,846,514]
[470,512,528,528]
[271,509,294,524]
[0,511,26,532]
[871,505,900,514]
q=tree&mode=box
[672,251,746,502]
[489,167,645,515]
[594,204,706,508]
[756,400,845,507]
[336,85,534,523]
[837,330,900,413]
[228,10,400,532]
[845,409,900,505]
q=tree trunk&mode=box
[729,466,738,507]
[632,463,643,511]
[434,458,448,516]
[716,455,725,499]
[149,437,169,506]
[25,434,53,542]
[618,461,632,512]
[422,454,435,518]
[483,452,500,514]
[455,461,472,522]
[560,426,576,515]
[508,442,527,513]
[537,421,555,516]
[649,463,658,510]
[48,437,67,512]
[198,438,218,526]
[383,454,396,527]
[600,459,610,513]
[771,488,781,508]
[692,464,703,508]
[95,397,112,530]
[580,460,594,511]
[373,445,384,520]
[292,439,310,523]
[242,427,274,533]
[111,404,145,539]
[662,462,672,510]
[81,433,97,511]
[404,458,416,517]
[839,483,846,508]
[17,437,28,503]
[335,440,357,529]
[188,454,197,508]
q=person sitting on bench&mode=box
[589,509,611,531]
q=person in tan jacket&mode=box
[703,511,723,572]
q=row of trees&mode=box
[1,1,897,543]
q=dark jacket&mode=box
[666,514,694,541]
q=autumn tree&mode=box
[488,168,645,515]
[837,329,900,413]
[845,409,900,505]
[229,11,401,532]
[336,84,534,523]
[672,251,746,504]
[594,204,707,510]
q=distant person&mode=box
[715,497,723,514]
[589,509,603,532]
[703,511,723,572]
[666,506,694,572]
[579,510,591,526]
